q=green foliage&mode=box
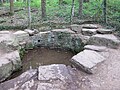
[3,0,120,30]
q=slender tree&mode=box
[0,0,3,6]
[78,0,83,19]
[103,0,107,23]
[27,0,31,28]
[70,0,75,24]
[84,0,89,2]
[41,0,46,19]
[10,0,14,15]
[59,0,63,5]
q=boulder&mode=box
[71,50,105,74]
[70,24,82,33]
[13,30,29,43]
[84,45,107,52]
[0,31,18,51]
[72,34,90,45]
[82,28,97,36]
[88,34,120,49]
[0,50,21,82]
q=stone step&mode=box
[81,28,97,36]
[84,45,107,52]
[70,24,82,33]
[97,28,114,34]
[81,24,99,29]
[88,34,120,49]
[71,50,105,74]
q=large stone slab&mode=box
[82,28,97,36]
[88,34,120,49]
[38,64,72,81]
[71,50,105,74]
[0,50,21,82]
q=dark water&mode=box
[7,47,74,80]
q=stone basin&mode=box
[0,25,120,85]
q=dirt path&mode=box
[70,47,120,90]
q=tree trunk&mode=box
[70,0,75,24]
[103,0,107,23]
[41,0,46,19]
[59,0,63,5]
[78,0,83,19]
[10,0,14,15]
[27,0,31,29]
[0,0,3,6]
[84,0,89,3]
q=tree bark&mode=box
[10,0,14,15]
[84,0,89,3]
[41,0,46,19]
[70,0,75,24]
[103,0,107,23]
[59,0,63,5]
[78,0,83,19]
[0,0,3,6]
[27,0,31,29]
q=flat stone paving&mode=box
[71,50,105,74]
